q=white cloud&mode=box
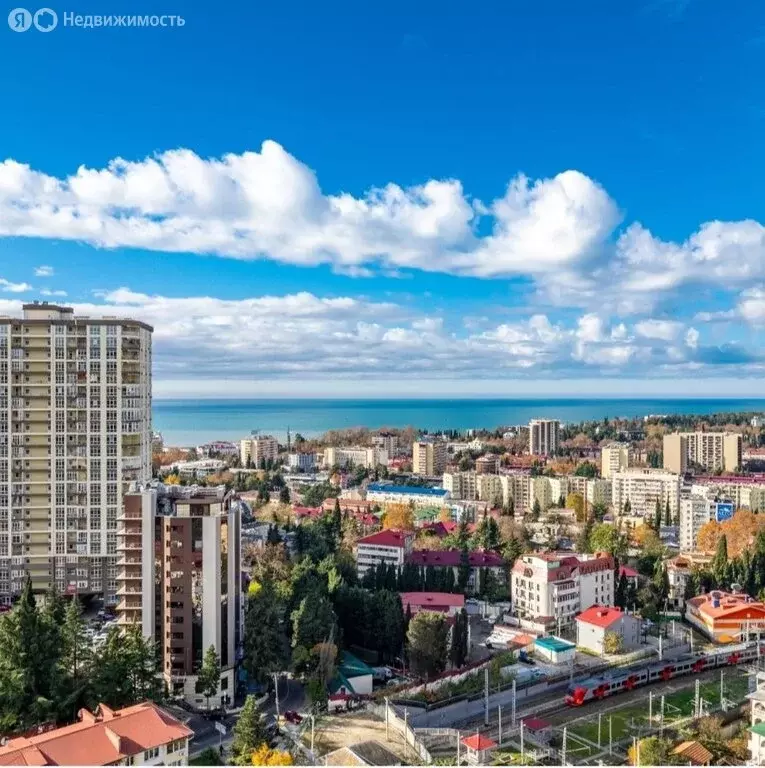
[738,287,765,325]
[39,289,67,297]
[34,265,54,276]
[0,278,32,293]
[634,319,685,342]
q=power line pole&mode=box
[273,672,281,719]
[562,726,568,766]
[609,716,613,755]
[484,668,489,726]
[520,720,525,762]
[310,714,315,755]
[660,695,665,738]
[385,697,389,742]
[598,712,602,748]
[456,731,460,766]
[721,669,726,712]
[694,679,701,719]
[498,705,502,745]
[511,679,517,726]
[649,691,653,725]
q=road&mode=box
[186,677,306,758]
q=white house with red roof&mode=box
[460,733,497,765]
[510,552,615,628]
[0,702,192,766]
[400,591,465,617]
[355,529,414,578]
[575,605,641,654]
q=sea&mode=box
[152,398,765,447]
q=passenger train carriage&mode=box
[564,642,762,706]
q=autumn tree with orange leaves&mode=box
[696,509,765,557]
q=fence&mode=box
[368,701,434,764]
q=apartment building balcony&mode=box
[116,612,142,626]
[117,568,143,582]
[116,540,142,552]
[116,584,142,598]
[116,554,142,567]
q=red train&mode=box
[564,641,760,706]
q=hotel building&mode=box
[0,303,152,605]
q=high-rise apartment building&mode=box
[117,483,242,708]
[412,439,447,476]
[0,303,152,605]
[529,419,560,456]
[601,442,630,479]
[663,432,742,474]
[679,494,714,551]
[239,434,279,467]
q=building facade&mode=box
[679,494,715,551]
[0,303,152,605]
[117,484,242,708]
[372,432,400,455]
[663,432,743,474]
[601,443,630,479]
[355,529,414,578]
[685,590,765,643]
[323,446,387,469]
[239,434,279,467]
[412,439,447,476]
[287,452,317,471]
[510,552,614,627]
[365,482,450,508]
[529,419,560,456]
[611,468,680,518]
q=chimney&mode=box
[78,709,97,725]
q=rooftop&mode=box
[576,605,629,629]
[672,740,713,765]
[0,702,191,766]
[367,483,448,497]
[407,549,505,567]
[461,733,497,751]
[534,635,575,652]
[400,592,466,611]
[357,529,412,548]
[687,590,765,619]
[520,716,551,732]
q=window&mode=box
[143,747,159,760]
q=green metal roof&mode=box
[750,722,765,737]
[339,650,375,677]
[535,635,576,652]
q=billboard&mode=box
[715,502,735,523]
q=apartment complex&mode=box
[476,454,500,474]
[663,432,742,474]
[529,419,560,456]
[117,484,242,708]
[323,446,387,469]
[0,303,152,605]
[365,482,450,508]
[0,702,192,766]
[412,439,447,476]
[601,443,630,479]
[611,468,681,518]
[510,552,614,627]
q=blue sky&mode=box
[1,0,765,396]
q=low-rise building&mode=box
[575,605,641,655]
[534,635,576,665]
[355,529,414,578]
[685,590,765,643]
[197,440,238,458]
[400,591,465,617]
[476,454,500,474]
[323,446,388,469]
[461,734,497,766]
[748,672,765,766]
[161,458,227,479]
[0,702,192,766]
[366,483,450,508]
[406,550,506,594]
[288,452,317,471]
[666,552,712,608]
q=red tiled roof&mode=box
[673,741,713,765]
[687,590,765,619]
[400,592,466,612]
[407,549,505,567]
[292,506,322,517]
[0,702,192,766]
[357,529,412,547]
[576,605,626,629]
[461,733,497,750]
[619,565,638,578]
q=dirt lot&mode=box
[307,709,413,762]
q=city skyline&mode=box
[2,0,765,396]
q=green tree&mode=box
[574,461,598,478]
[576,516,594,554]
[457,546,471,593]
[449,609,469,669]
[60,598,91,719]
[244,582,290,685]
[291,594,336,671]
[503,536,524,566]
[279,486,290,504]
[628,736,675,766]
[407,611,449,678]
[615,572,629,609]
[196,646,222,710]
[712,535,729,583]
[654,499,662,531]
[664,499,671,527]
[589,523,627,560]
[603,630,624,655]
[231,695,269,765]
